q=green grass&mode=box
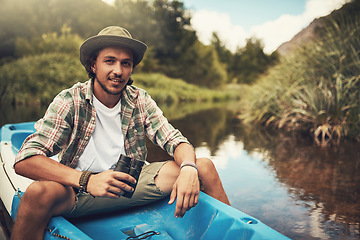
[238,13,360,145]
[133,73,237,104]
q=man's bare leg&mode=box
[196,158,230,205]
[155,158,230,205]
[10,181,75,240]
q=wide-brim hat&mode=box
[80,26,147,69]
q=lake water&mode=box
[1,103,360,239]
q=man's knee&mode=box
[197,158,217,174]
[22,181,74,211]
[155,161,180,194]
[196,158,221,184]
[23,182,51,207]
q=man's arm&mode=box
[15,156,136,198]
[168,143,200,218]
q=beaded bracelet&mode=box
[79,170,92,193]
[180,161,198,171]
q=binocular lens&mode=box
[114,154,131,172]
[114,154,144,198]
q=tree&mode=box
[210,32,236,83]
[230,37,277,84]
[0,0,118,59]
[178,40,228,88]
[211,32,232,66]
[151,0,197,64]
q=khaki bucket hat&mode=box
[80,26,147,69]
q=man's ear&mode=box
[91,64,96,74]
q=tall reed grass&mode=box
[239,13,360,146]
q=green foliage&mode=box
[15,25,83,57]
[175,40,228,88]
[239,10,360,144]
[230,37,278,84]
[0,53,87,105]
[211,35,279,84]
[0,0,117,57]
[211,33,233,65]
[133,73,235,104]
[0,26,87,105]
[151,0,196,61]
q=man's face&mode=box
[92,46,133,99]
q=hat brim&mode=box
[80,35,147,68]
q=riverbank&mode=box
[130,73,239,104]
[0,54,239,106]
[237,13,360,146]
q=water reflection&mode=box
[1,103,360,240]
[162,106,359,239]
[264,138,360,239]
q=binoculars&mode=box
[114,154,144,198]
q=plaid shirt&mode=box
[15,80,190,168]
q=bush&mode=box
[15,25,82,58]
[0,53,87,105]
[133,73,234,104]
[239,12,360,145]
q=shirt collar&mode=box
[121,85,140,108]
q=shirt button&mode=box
[84,136,89,140]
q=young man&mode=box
[11,26,230,240]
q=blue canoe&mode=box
[0,122,290,240]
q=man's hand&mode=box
[168,166,200,218]
[86,170,136,198]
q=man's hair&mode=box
[86,48,133,86]
[86,50,99,80]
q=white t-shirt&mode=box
[75,95,126,172]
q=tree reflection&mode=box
[233,121,360,238]
[148,105,360,238]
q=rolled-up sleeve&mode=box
[15,95,72,165]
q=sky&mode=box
[103,0,351,53]
[183,0,350,53]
